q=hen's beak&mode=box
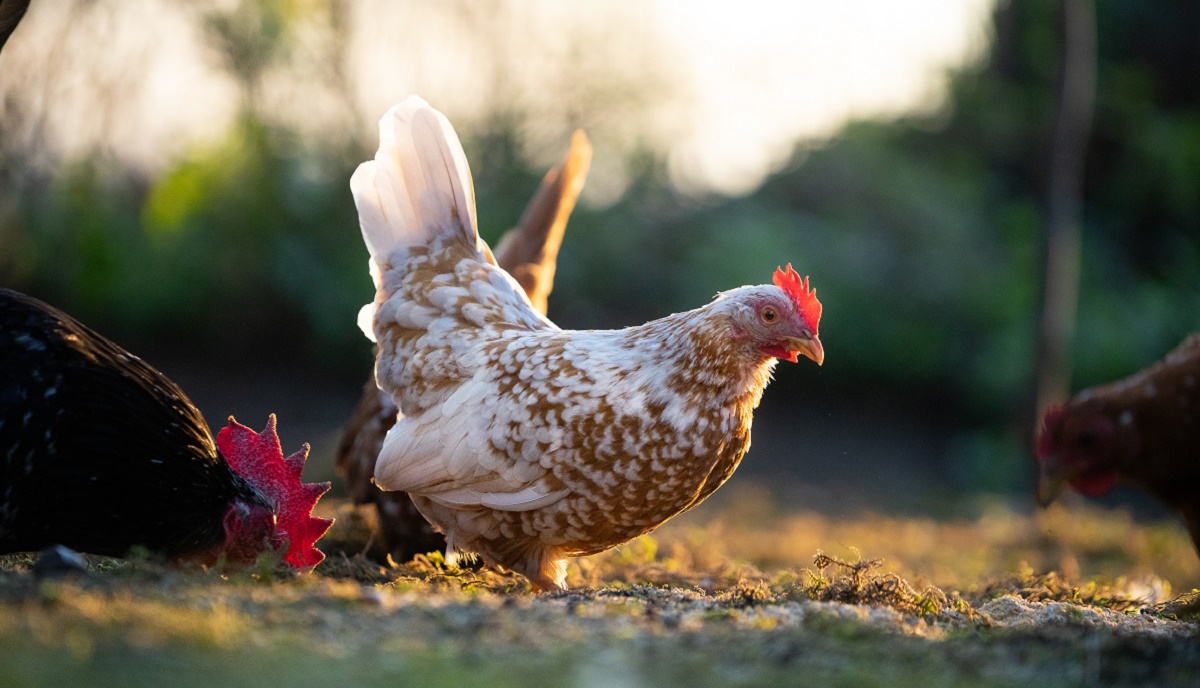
[786,335,824,367]
[1036,457,1067,507]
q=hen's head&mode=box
[723,264,823,366]
[215,416,333,569]
[1035,403,1137,506]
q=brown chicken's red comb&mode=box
[217,415,333,569]
[772,264,822,334]
[1034,405,1065,461]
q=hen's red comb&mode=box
[772,264,822,334]
[217,415,333,569]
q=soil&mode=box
[2,497,1198,688]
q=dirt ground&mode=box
[2,491,1199,688]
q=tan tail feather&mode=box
[492,130,593,315]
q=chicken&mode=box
[336,129,593,562]
[350,96,824,590]
[0,288,332,568]
[336,378,444,560]
[1036,333,1200,550]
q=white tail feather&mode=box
[351,95,479,266]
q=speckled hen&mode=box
[352,96,825,590]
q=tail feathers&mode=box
[492,130,592,315]
[351,95,480,267]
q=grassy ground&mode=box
[2,488,1199,688]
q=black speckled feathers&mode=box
[0,289,264,558]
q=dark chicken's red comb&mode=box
[772,264,822,334]
[216,415,333,569]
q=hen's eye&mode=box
[761,307,777,323]
[1077,431,1097,448]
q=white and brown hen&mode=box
[351,96,824,590]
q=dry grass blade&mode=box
[799,553,981,622]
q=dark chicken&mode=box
[336,129,592,563]
[0,289,331,567]
[1036,334,1200,551]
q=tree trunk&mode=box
[1032,0,1097,440]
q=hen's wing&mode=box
[373,357,570,511]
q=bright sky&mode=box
[654,0,994,194]
[0,0,995,198]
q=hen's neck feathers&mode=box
[617,299,777,411]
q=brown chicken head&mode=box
[1035,402,1140,506]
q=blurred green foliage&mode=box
[557,0,1200,414]
[0,0,1198,490]
[5,115,367,364]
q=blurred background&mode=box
[0,0,1197,518]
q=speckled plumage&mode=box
[352,96,823,589]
